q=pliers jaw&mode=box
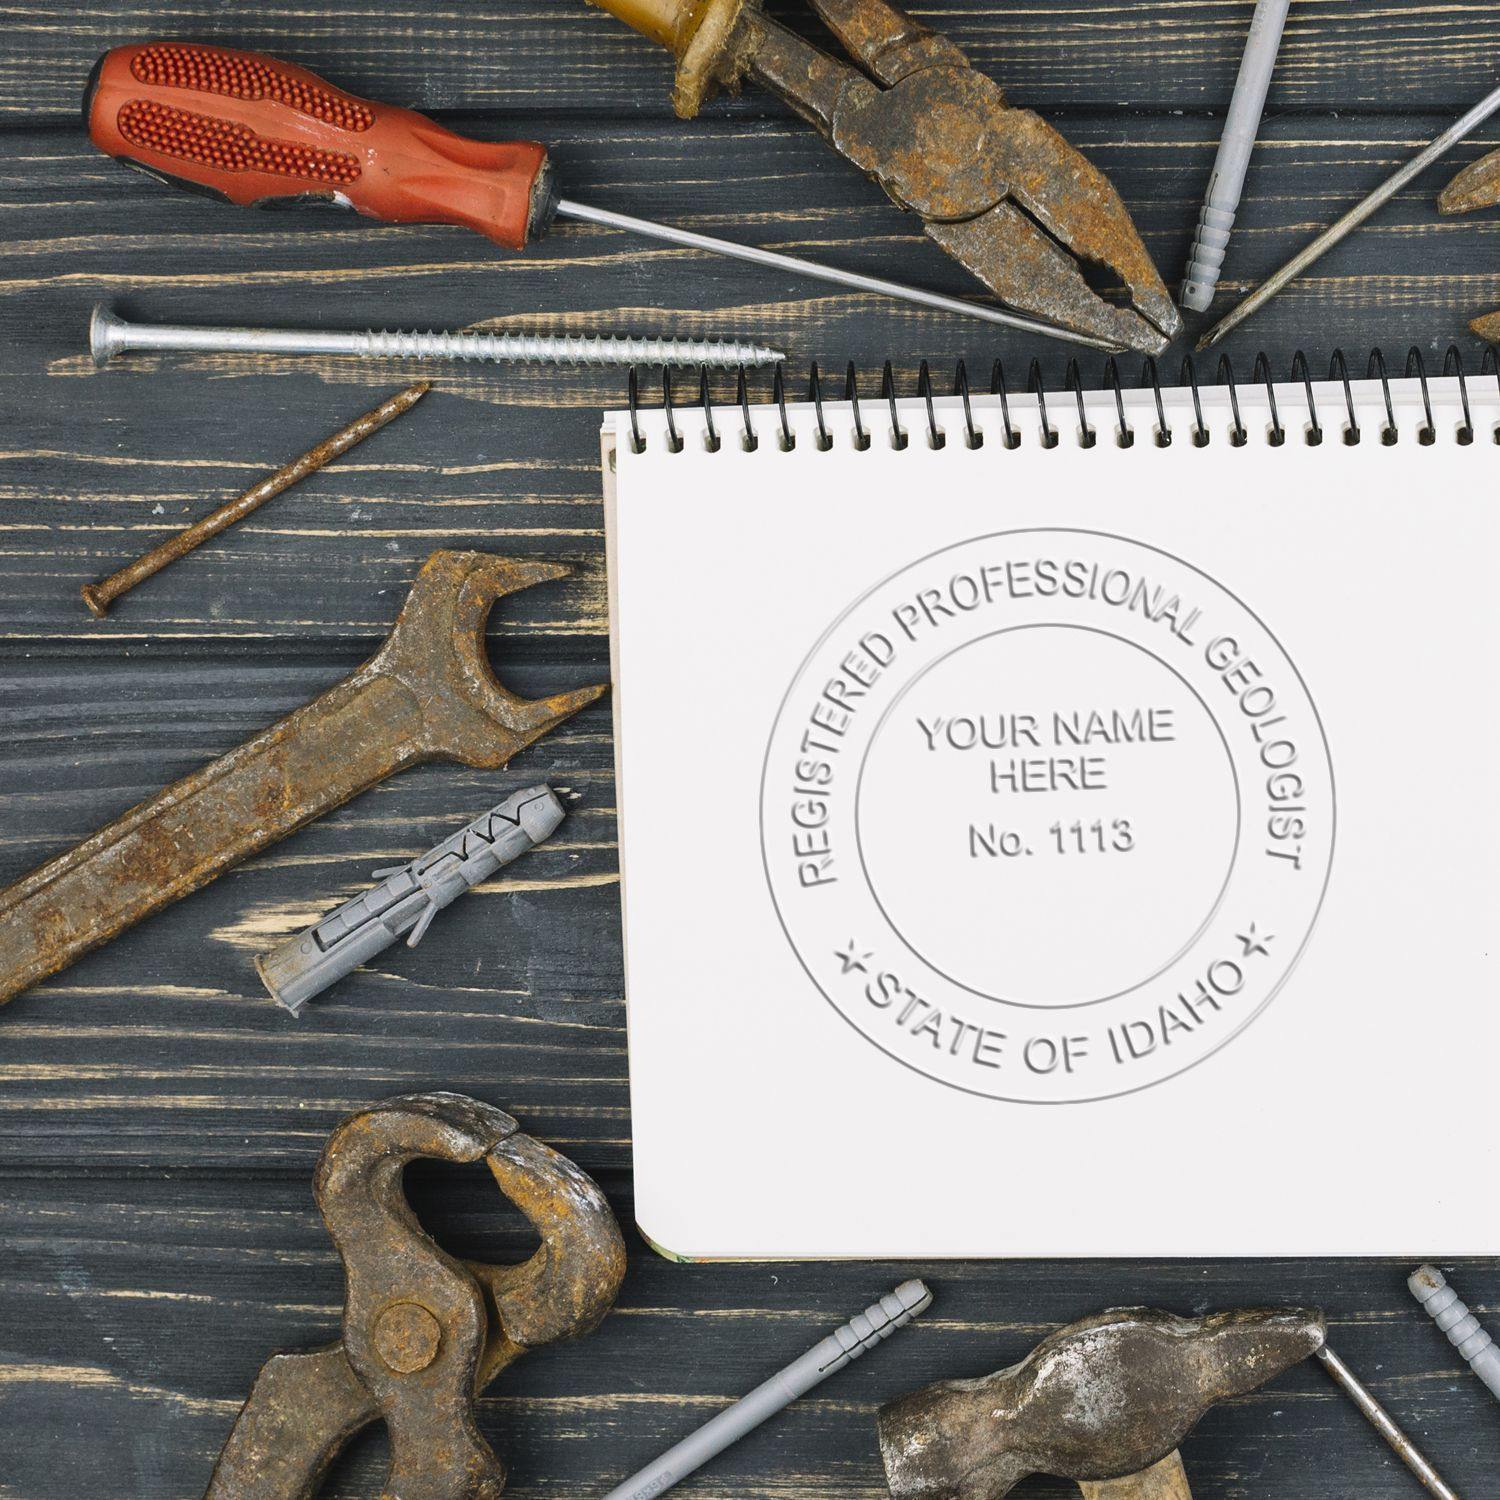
[596,0,1181,352]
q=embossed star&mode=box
[835,941,873,976]
[1237,924,1274,959]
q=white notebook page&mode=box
[604,372,1499,1259]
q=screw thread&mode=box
[354,328,780,369]
[1410,1265,1500,1401]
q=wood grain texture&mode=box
[1,0,1498,1495]
[4,0,1500,120]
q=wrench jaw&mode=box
[377,551,610,772]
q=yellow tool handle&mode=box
[588,0,753,113]
[590,0,698,50]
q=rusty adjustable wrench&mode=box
[204,1092,627,1499]
[0,552,604,1006]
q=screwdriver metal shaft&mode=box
[555,199,1119,351]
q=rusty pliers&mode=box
[590,0,1181,353]
[204,1094,627,1500]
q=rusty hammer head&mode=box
[879,1306,1326,1500]
[372,550,608,770]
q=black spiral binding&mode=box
[627,347,1493,451]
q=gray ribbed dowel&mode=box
[89,305,783,370]
[1180,0,1291,312]
[601,1280,933,1500]
[256,785,567,1016]
[1410,1264,1500,1404]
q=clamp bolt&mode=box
[374,1302,443,1374]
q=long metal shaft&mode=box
[89,305,782,369]
[1314,1345,1461,1500]
[81,383,429,618]
[556,199,1119,353]
[1198,80,1500,348]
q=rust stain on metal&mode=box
[589,0,1180,352]
[878,1307,1326,1499]
[81,382,431,618]
[203,1092,627,1499]
[0,551,607,1008]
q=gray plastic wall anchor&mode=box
[257,785,566,1016]
[1409,1264,1500,1403]
[600,1281,932,1500]
[1180,0,1292,312]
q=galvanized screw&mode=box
[90,304,783,371]
[1410,1264,1500,1404]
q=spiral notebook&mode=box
[602,357,1500,1260]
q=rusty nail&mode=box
[80,381,431,618]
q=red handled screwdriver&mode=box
[84,42,1111,349]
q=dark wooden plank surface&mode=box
[1,1,1497,1496]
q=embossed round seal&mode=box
[759,530,1335,1103]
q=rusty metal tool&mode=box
[257,784,569,1016]
[86,43,1095,349]
[1438,151,1500,339]
[586,0,1181,354]
[1199,80,1500,349]
[603,1280,932,1500]
[0,552,604,1007]
[879,1308,1324,1500]
[878,1305,1459,1500]
[203,1092,627,1499]
[81,382,430,618]
[1410,1264,1500,1405]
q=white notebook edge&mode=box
[599,371,1498,1261]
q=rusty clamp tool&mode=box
[588,0,1181,353]
[205,1093,627,1499]
[0,552,604,1007]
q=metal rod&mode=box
[1314,1345,1461,1500]
[556,198,1120,353]
[89,304,783,370]
[80,382,430,618]
[1198,79,1500,349]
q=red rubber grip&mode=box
[87,42,552,251]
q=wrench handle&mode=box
[0,671,424,1005]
